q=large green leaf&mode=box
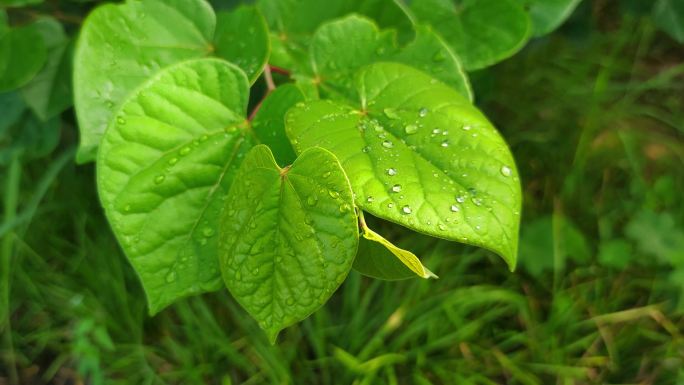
[517,0,583,37]
[0,22,47,92]
[97,59,254,314]
[305,15,472,101]
[286,62,521,268]
[21,17,73,120]
[219,145,358,342]
[74,0,269,163]
[409,0,531,70]
[251,84,304,165]
[653,0,684,44]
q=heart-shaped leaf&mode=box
[97,58,254,314]
[251,84,305,165]
[74,0,269,163]
[219,145,358,343]
[305,15,472,101]
[0,22,47,92]
[286,62,521,269]
[517,0,583,37]
[409,0,530,70]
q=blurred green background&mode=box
[2,0,684,384]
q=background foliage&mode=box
[1,0,684,384]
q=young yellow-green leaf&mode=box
[251,84,305,166]
[21,17,73,120]
[305,15,472,101]
[286,62,521,269]
[410,0,531,70]
[74,0,269,163]
[219,145,358,343]
[517,0,583,37]
[97,59,254,315]
[0,22,47,92]
[354,215,436,280]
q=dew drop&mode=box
[456,195,466,203]
[202,227,215,237]
[471,197,483,206]
[322,171,331,178]
[418,107,428,117]
[180,147,191,156]
[402,205,412,214]
[404,124,418,134]
[441,140,449,148]
[391,184,402,193]
[462,125,472,131]
[362,146,371,153]
[432,51,446,62]
[500,165,512,177]
[432,128,441,134]
[339,203,350,213]
[116,116,126,125]
[165,271,177,283]
[307,195,318,206]
[382,140,394,148]
[154,175,165,184]
[366,196,374,203]
[328,190,340,199]
[387,168,397,176]
[438,224,446,231]
[168,157,178,166]
[388,203,394,208]
[383,108,400,119]
[450,205,460,212]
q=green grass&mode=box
[2,5,684,385]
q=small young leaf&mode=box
[0,22,47,92]
[517,0,583,37]
[286,62,521,269]
[410,0,531,70]
[74,0,269,163]
[21,17,73,120]
[305,15,472,101]
[97,59,254,314]
[251,84,305,165]
[354,217,436,280]
[219,145,358,343]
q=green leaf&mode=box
[306,15,472,101]
[0,0,43,7]
[286,62,521,269]
[354,213,436,280]
[97,58,254,314]
[653,0,684,44]
[21,17,73,120]
[74,0,270,163]
[219,145,358,343]
[409,0,531,70]
[214,6,270,83]
[251,84,305,166]
[258,0,413,68]
[0,22,47,92]
[0,92,25,137]
[517,0,583,37]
